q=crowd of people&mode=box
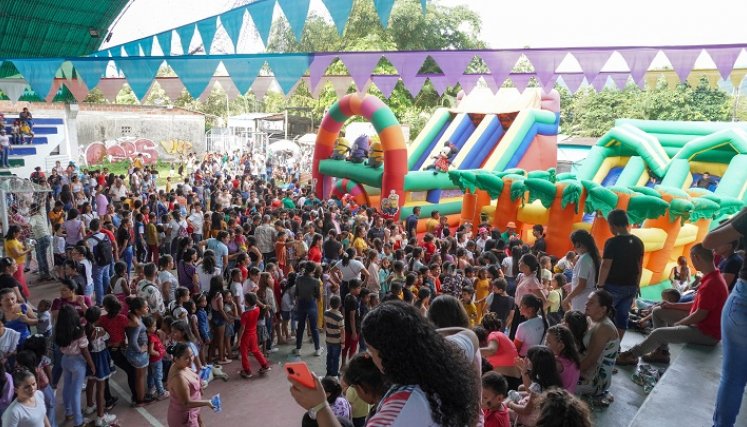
[0,149,743,427]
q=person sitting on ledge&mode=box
[616,243,728,365]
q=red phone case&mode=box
[285,362,316,389]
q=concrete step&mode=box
[3,126,58,135]
[8,146,36,156]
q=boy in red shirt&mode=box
[482,372,511,427]
[238,292,271,378]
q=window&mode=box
[121,126,132,135]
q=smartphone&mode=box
[285,361,316,389]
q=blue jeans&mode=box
[713,278,747,426]
[123,246,133,274]
[265,314,274,351]
[43,384,57,427]
[35,235,52,277]
[92,264,106,306]
[148,359,165,395]
[0,145,8,167]
[326,343,342,376]
[62,354,87,426]
[51,344,62,387]
[295,300,320,351]
[603,283,638,330]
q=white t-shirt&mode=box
[571,253,597,312]
[0,328,20,360]
[334,259,366,281]
[187,212,204,235]
[230,281,245,312]
[1,390,47,427]
[515,316,545,357]
[501,257,514,278]
[157,270,178,304]
[197,267,221,294]
[0,135,9,147]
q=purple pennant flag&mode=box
[541,74,557,92]
[663,48,703,82]
[618,48,658,87]
[559,73,584,93]
[428,75,449,96]
[481,51,521,88]
[706,46,743,80]
[340,53,382,91]
[571,50,613,83]
[386,52,428,79]
[371,75,400,98]
[508,73,534,92]
[610,73,631,89]
[429,51,474,87]
[458,74,481,94]
[591,74,610,92]
[308,54,337,91]
[523,50,568,87]
[401,74,426,97]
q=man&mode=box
[617,244,727,365]
[28,204,53,281]
[696,171,715,189]
[187,203,205,243]
[95,185,109,217]
[367,216,386,242]
[405,206,420,240]
[425,210,440,235]
[137,262,165,315]
[254,215,277,262]
[476,227,490,252]
[501,221,518,242]
[597,209,644,339]
[86,219,114,305]
[341,280,363,369]
[531,224,547,254]
[322,230,343,264]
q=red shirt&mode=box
[483,405,510,427]
[692,270,728,340]
[148,332,166,362]
[98,313,129,346]
[240,307,261,336]
[308,246,322,263]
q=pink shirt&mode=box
[557,355,580,394]
[514,273,543,305]
[60,336,89,356]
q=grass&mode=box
[86,159,177,188]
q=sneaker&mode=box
[155,391,170,401]
[314,348,324,357]
[269,347,279,353]
[105,397,118,411]
[292,348,301,355]
[259,366,271,375]
[84,405,97,415]
[95,413,117,427]
[240,370,253,379]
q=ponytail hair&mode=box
[521,293,548,335]
[591,289,616,322]
[519,253,540,277]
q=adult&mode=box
[425,210,440,235]
[322,230,342,265]
[1,370,50,427]
[713,238,742,291]
[28,204,54,281]
[99,295,136,406]
[308,234,323,264]
[293,262,322,356]
[167,343,214,427]
[596,209,644,339]
[563,230,600,312]
[177,249,199,295]
[205,231,230,273]
[405,206,420,240]
[576,290,620,399]
[0,258,26,302]
[0,288,37,348]
[86,219,112,306]
[196,250,221,294]
[532,224,547,254]
[703,208,747,427]
[63,209,85,247]
[95,185,109,217]
[3,225,31,298]
[186,203,204,243]
[254,215,277,262]
[617,244,727,365]
[330,250,369,301]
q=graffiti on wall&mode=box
[84,137,193,166]
[160,139,193,155]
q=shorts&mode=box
[54,254,65,266]
[281,310,291,321]
[125,349,149,369]
[603,283,639,330]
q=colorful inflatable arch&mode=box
[312,93,407,219]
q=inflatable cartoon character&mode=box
[367,140,383,168]
[348,135,370,163]
[330,137,350,160]
[433,146,452,174]
[381,190,400,219]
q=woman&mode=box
[55,305,95,427]
[79,202,95,229]
[207,276,229,365]
[51,280,90,322]
[63,209,85,247]
[0,288,37,347]
[330,250,369,300]
[479,312,522,390]
[563,230,600,312]
[364,250,380,296]
[197,250,221,294]
[178,249,199,295]
[1,370,50,427]
[59,184,74,212]
[308,234,323,264]
[125,296,150,406]
[668,256,691,292]
[3,226,31,298]
[245,236,263,270]
[209,211,226,239]
[0,257,26,302]
[289,301,479,427]
[511,253,546,339]
[351,226,368,257]
[115,218,134,274]
[576,290,620,402]
[167,343,214,427]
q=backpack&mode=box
[90,234,113,267]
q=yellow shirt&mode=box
[48,210,64,226]
[425,218,439,234]
[346,386,371,419]
[133,157,144,170]
[352,237,368,254]
[4,239,25,265]
[547,289,562,313]
[463,301,478,327]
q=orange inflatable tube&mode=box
[591,192,631,251]
[492,176,523,230]
[545,183,587,256]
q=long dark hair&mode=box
[201,250,216,274]
[519,253,540,277]
[536,389,593,427]
[54,305,85,348]
[521,294,549,336]
[526,345,563,390]
[511,246,522,277]
[562,310,588,354]
[362,302,479,427]
[428,295,469,329]
[591,289,616,321]
[547,325,581,368]
[570,230,601,278]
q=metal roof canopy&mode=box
[0,0,129,59]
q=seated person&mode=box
[629,288,681,332]
[669,256,691,292]
[695,171,715,190]
[617,244,728,365]
[575,290,619,403]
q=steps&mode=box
[1,114,66,177]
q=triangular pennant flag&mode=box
[60,62,75,81]
[459,74,481,94]
[571,50,613,83]
[222,57,265,95]
[523,50,567,88]
[140,37,154,56]
[177,24,196,55]
[71,59,110,90]
[371,75,400,98]
[220,8,246,53]
[329,76,353,98]
[321,0,353,35]
[0,79,28,102]
[46,79,64,103]
[214,77,240,99]
[558,73,584,93]
[248,0,276,47]
[386,52,428,79]
[481,51,521,87]
[116,58,163,100]
[541,75,557,92]
[63,79,90,102]
[157,31,173,56]
[706,46,743,81]
[252,76,273,101]
[340,53,382,91]
[155,77,186,101]
[730,69,746,89]
[429,51,474,87]
[266,54,312,95]
[11,59,64,100]
[123,42,141,57]
[309,54,336,91]
[278,0,310,41]
[421,0,427,13]
[610,73,630,89]
[401,74,427,97]
[97,78,126,102]
[198,80,217,102]
[373,0,396,28]
[428,75,449,96]
[196,17,218,54]
[168,58,220,98]
[662,48,703,82]
[508,73,534,92]
[618,48,658,87]
[109,47,122,57]
[591,74,610,92]
[301,77,323,98]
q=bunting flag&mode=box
[481,51,521,88]
[663,48,703,82]
[71,59,110,90]
[123,42,141,57]
[198,80,216,102]
[157,31,173,56]
[430,51,474,86]
[572,50,613,83]
[329,76,354,98]
[508,73,534,92]
[214,77,240,99]
[387,52,427,79]
[458,74,482,94]
[117,58,163,100]
[421,0,427,13]
[220,8,246,53]
[618,48,658,88]
[373,0,396,28]
[221,57,265,95]
[140,37,154,57]
[730,69,747,89]
[48,78,90,102]
[523,50,567,88]
[591,74,610,92]
[558,73,585,93]
[97,78,126,102]
[371,75,400,98]
[266,54,311,95]
[0,79,28,102]
[308,54,337,91]
[177,24,196,55]
[60,62,75,81]
[248,0,276,47]
[706,46,743,80]
[610,73,631,89]
[11,59,64,100]
[402,75,426,97]
[252,76,273,101]
[340,53,382,91]
[322,0,354,35]
[155,77,186,101]
[168,58,220,98]
[196,17,219,54]
[46,79,64,103]
[428,75,449,96]
[278,0,309,41]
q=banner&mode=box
[706,46,743,80]
[157,31,173,56]
[196,17,219,54]
[222,57,264,95]
[117,58,163,100]
[266,55,312,95]
[430,51,474,86]
[278,0,310,41]
[329,76,354,98]
[168,58,220,98]
[252,76,273,101]
[0,79,28,102]
[10,59,64,100]
[321,0,354,35]
[509,73,534,92]
[371,75,400,98]
[558,73,584,93]
[373,0,396,28]
[663,48,702,82]
[618,48,658,88]
[308,54,337,90]
[140,37,154,57]
[523,50,567,88]
[177,24,196,55]
[155,77,186,101]
[97,78,126,102]
[340,53,383,91]
[248,0,276,47]
[572,50,613,83]
[481,51,521,88]
[71,59,110,90]
[220,8,246,53]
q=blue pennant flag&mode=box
[321,0,353,35]
[177,24,196,55]
[220,8,246,53]
[196,17,218,54]
[71,59,110,90]
[373,0,395,28]
[11,59,64,99]
[421,0,427,14]
[278,0,310,41]
[266,54,311,95]
[167,58,220,98]
[116,58,163,100]
[123,42,141,57]
[157,31,173,56]
[248,0,276,47]
[222,58,265,94]
[140,37,154,56]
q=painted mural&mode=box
[84,137,193,165]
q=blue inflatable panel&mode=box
[601,166,624,187]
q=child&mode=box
[144,316,168,400]
[83,307,117,427]
[35,299,52,337]
[53,223,66,277]
[157,255,177,307]
[223,289,238,358]
[55,305,95,427]
[540,256,553,288]
[473,270,491,324]
[229,268,246,314]
[275,232,288,275]
[21,335,56,427]
[484,278,515,332]
[194,294,211,366]
[324,295,345,377]
[280,276,295,342]
[508,345,563,427]
[321,376,352,421]
[378,257,391,299]
[146,213,160,264]
[238,293,270,379]
[159,316,175,385]
[536,389,592,427]
[481,371,510,427]
[460,286,479,327]
[561,310,588,355]
[545,325,581,393]
[546,274,566,326]
[514,294,547,357]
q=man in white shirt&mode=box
[28,204,53,281]
[187,203,205,243]
[110,178,127,201]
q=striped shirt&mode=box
[324,309,344,345]
[367,385,437,427]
